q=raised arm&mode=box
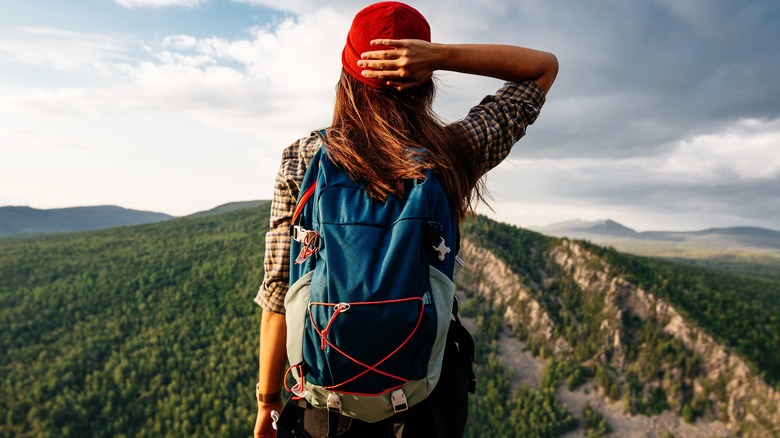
[358,40,558,93]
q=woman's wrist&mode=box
[256,383,282,404]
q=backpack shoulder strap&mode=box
[291,131,327,227]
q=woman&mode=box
[254,2,557,437]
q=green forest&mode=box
[1,207,267,436]
[2,206,779,436]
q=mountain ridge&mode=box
[0,205,173,237]
[0,201,270,237]
[534,218,780,239]
[186,200,266,218]
[532,219,780,267]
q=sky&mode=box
[1,0,779,232]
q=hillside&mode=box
[187,200,266,218]
[0,205,268,436]
[0,205,173,237]
[460,218,780,437]
[1,208,778,437]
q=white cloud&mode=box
[116,0,203,9]
[0,7,352,214]
[660,118,780,182]
[161,34,199,50]
[482,116,780,230]
[2,9,347,142]
[497,116,780,198]
[0,27,130,71]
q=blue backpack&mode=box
[282,132,463,426]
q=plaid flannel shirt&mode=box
[255,80,546,314]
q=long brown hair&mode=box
[326,69,486,221]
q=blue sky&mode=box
[2,0,779,232]
[0,0,269,37]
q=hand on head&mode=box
[358,39,437,91]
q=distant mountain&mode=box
[0,205,173,237]
[533,219,780,251]
[188,200,266,218]
[537,219,639,238]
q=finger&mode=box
[385,80,406,92]
[357,59,401,72]
[361,67,405,79]
[386,80,420,92]
[360,49,399,60]
[370,39,407,48]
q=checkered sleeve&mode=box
[254,132,323,314]
[455,80,546,175]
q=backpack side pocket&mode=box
[285,270,314,367]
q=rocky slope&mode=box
[456,237,780,437]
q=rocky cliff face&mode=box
[551,239,780,436]
[456,239,570,356]
[457,236,780,437]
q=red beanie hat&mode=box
[342,2,431,90]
